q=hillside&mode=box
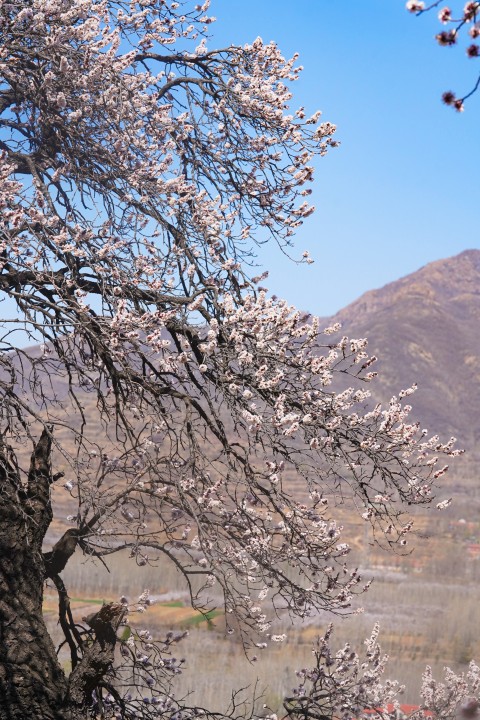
[329,249,480,469]
[12,248,480,542]
[17,250,479,454]
[37,250,480,704]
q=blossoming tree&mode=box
[0,1,463,718]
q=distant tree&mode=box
[0,1,462,719]
[406,1,480,109]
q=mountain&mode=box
[9,249,480,498]
[328,249,480,469]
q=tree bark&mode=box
[66,603,125,708]
[0,429,69,719]
[0,430,124,720]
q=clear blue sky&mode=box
[210,1,480,316]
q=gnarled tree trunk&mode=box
[0,429,123,720]
[0,429,69,719]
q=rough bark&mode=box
[0,429,69,720]
[0,430,124,720]
[66,603,126,708]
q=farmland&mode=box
[43,502,480,714]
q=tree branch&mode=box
[66,603,126,707]
[23,426,54,543]
[43,528,80,579]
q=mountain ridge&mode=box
[6,249,479,488]
[334,249,480,321]
[327,249,480,469]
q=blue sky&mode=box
[210,1,480,316]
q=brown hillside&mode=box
[14,249,480,543]
[330,249,480,467]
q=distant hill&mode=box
[12,249,480,524]
[328,249,480,472]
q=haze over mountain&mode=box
[328,249,480,468]
[8,249,479,497]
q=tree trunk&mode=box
[0,430,70,719]
[0,521,69,719]
[0,430,123,720]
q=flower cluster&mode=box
[284,624,403,720]
[406,1,480,109]
[285,625,480,720]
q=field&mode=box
[43,496,480,715]
[40,382,480,710]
